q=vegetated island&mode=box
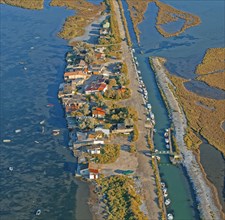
[0,0,44,9]
[126,0,201,42]
[196,48,225,91]
[50,0,105,40]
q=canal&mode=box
[121,0,208,219]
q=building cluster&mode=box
[58,19,133,180]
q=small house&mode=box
[89,168,99,180]
[92,107,106,118]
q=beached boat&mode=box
[35,209,41,216]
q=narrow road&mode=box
[113,1,160,219]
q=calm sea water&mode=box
[122,0,225,218]
[0,1,92,220]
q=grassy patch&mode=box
[1,0,44,9]
[94,144,120,164]
[96,175,147,220]
[50,0,105,40]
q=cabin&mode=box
[84,82,107,95]
[89,168,99,180]
[92,107,106,118]
[89,64,104,75]
[64,70,89,81]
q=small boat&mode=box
[166,144,170,149]
[46,104,54,107]
[144,152,151,157]
[156,156,161,161]
[167,213,174,220]
[147,103,151,109]
[3,139,11,143]
[165,138,169,144]
[164,192,168,198]
[153,129,157,133]
[161,182,166,188]
[150,112,154,120]
[164,132,169,137]
[24,67,27,70]
[132,48,135,52]
[34,141,40,144]
[15,129,21,133]
[165,199,171,206]
[30,47,34,50]
[40,120,45,125]
[41,126,45,134]
[35,209,41,216]
[52,129,60,136]
[163,188,167,193]
[9,167,13,171]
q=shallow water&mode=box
[0,2,92,220]
[200,143,225,212]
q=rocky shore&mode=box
[150,56,222,220]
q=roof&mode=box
[64,71,86,77]
[92,108,106,116]
[89,168,99,174]
[85,82,107,92]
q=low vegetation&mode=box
[50,0,105,39]
[96,175,147,220]
[94,144,120,164]
[196,48,225,91]
[169,75,225,155]
[151,159,166,220]
[1,0,44,9]
[155,1,201,38]
[195,48,225,75]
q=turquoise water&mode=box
[0,1,92,219]
[122,0,225,219]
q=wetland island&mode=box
[1,0,224,219]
